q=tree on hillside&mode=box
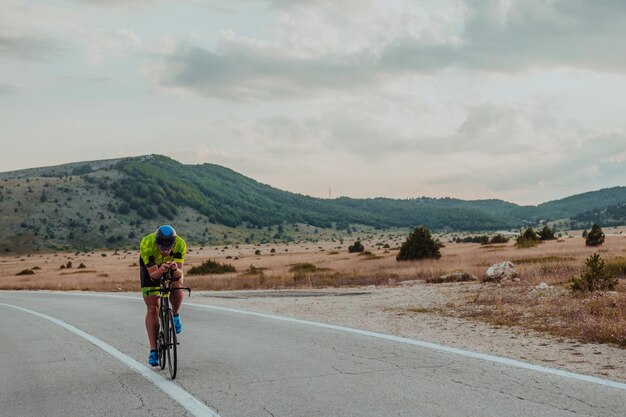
[585,223,605,246]
[396,226,441,260]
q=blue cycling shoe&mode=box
[173,314,182,334]
[148,349,159,366]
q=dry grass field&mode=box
[2,232,625,348]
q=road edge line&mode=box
[0,301,221,417]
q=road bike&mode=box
[147,269,191,380]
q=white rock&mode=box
[485,261,518,282]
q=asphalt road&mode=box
[1,291,624,417]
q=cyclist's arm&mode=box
[170,261,184,280]
[146,264,170,280]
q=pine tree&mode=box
[585,223,605,246]
[396,227,441,260]
[570,253,617,292]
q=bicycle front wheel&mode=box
[165,309,178,379]
[158,312,167,370]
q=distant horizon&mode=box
[2,153,624,208]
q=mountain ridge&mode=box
[1,155,625,253]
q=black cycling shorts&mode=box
[139,257,159,295]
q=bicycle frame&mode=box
[146,268,191,379]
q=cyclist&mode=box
[139,225,187,366]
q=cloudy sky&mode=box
[2,0,626,205]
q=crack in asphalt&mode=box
[262,405,276,417]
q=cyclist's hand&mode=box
[159,263,170,274]
[169,262,178,271]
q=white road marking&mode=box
[0,301,221,417]
[4,291,626,391]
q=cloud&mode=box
[428,129,626,203]
[0,84,16,95]
[425,105,536,155]
[83,29,143,65]
[456,0,626,72]
[70,0,160,10]
[157,40,379,100]
[0,33,62,61]
[151,0,626,100]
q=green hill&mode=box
[1,155,625,253]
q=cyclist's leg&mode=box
[143,295,160,350]
[170,276,184,315]
[140,258,160,350]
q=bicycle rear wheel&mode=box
[165,309,178,379]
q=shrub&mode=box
[78,263,86,269]
[348,241,365,253]
[489,234,509,244]
[582,230,588,238]
[289,263,318,272]
[570,253,617,292]
[585,223,605,247]
[16,269,35,276]
[396,226,441,261]
[516,227,540,248]
[254,249,261,255]
[538,225,555,241]
[455,235,488,244]
[243,265,267,275]
[118,202,130,215]
[188,259,236,275]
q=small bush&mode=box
[78,263,86,269]
[516,227,540,248]
[188,259,236,275]
[348,241,365,253]
[455,235,488,244]
[16,269,35,276]
[254,249,261,255]
[243,265,267,275]
[489,234,509,244]
[585,223,605,247]
[289,263,318,273]
[66,261,72,269]
[396,227,441,261]
[570,253,617,292]
[359,251,382,260]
